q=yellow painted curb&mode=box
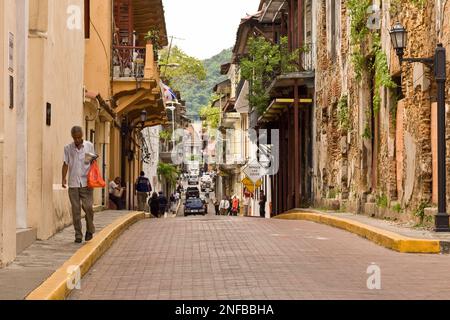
[26,211,146,300]
[274,211,441,254]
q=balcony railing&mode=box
[274,42,315,78]
[299,42,315,72]
[113,45,146,78]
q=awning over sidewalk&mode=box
[258,98,313,124]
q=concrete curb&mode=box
[274,211,444,254]
[26,211,146,300]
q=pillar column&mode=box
[294,80,300,208]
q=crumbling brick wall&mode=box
[313,0,450,222]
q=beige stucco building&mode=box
[0,0,19,266]
[1,0,168,267]
[1,0,85,267]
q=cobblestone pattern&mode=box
[69,216,450,300]
[0,210,131,300]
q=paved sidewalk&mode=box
[300,208,450,241]
[0,210,133,300]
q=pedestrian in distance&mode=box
[158,191,168,218]
[219,196,230,216]
[231,195,240,216]
[259,191,267,218]
[170,193,176,213]
[62,126,97,244]
[214,199,220,215]
[135,171,152,212]
[149,192,160,218]
[243,189,251,217]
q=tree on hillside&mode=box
[159,46,206,89]
[199,94,221,129]
[159,47,232,117]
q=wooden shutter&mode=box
[84,0,90,39]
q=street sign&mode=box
[243,160,264,184]
[242,177,262,193]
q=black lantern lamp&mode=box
[390,22,449,232]
[389,22,408,62]
[140,109,148,127]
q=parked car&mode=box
[186,187,200,199]
[184,198,207,216]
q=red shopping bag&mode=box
[87,160,106,188]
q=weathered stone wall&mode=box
[314,0,450,224]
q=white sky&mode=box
[162,0,261,60]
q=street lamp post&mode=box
[140,109,148,127]
[390,22,450,232]
[166,103,177,146]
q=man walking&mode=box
[259,191,267,218]
[62,126,96,243]
[219,197,230,216]
[243,188,251,217]
[135,171,152,212]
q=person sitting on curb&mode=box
[149,192,160,218]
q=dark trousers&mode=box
[260,205,266,218]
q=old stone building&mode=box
[314,0,450,225]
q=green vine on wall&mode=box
[372,33,397,114]
[240,36,308,113]
[337,94,350,131]
[348,0,397,139]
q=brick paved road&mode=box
[0,210,132,300]
[69,213,450,300]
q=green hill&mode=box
[181,48,232,118]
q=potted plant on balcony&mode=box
[159,130,171,151]
[145,27,160,60]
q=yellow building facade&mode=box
[1,0,86,266]
[0,0,167,267]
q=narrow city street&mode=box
[3,0,450,309]
[68,209,450,300]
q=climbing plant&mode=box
[337,94,350,131]
[240,37,281,114]
[372,33,397,114]
[348,0,397,138]
[240,36,306,113]
[145,27,162,60]
[199,105,220,129]
[159,130,171,142]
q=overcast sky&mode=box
[162,0,261,60]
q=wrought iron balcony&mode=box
[113,45,146,78]
[270,42,315,82]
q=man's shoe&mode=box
[74,238,82,244]
[85,232,93,242]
